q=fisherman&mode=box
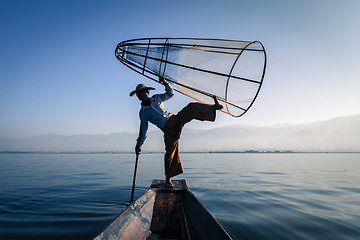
[130,76,223,187]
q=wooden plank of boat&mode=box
[93,179,232,240]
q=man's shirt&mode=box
[137,83,174,148]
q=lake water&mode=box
[1,153,359,239]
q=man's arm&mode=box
[135,113,148,155]
[158,76,174,102]
[135,125,142,155]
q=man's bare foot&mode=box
[165,178,173,188]
[212,95,223,110]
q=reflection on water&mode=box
[1,153,359,239]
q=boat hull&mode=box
[94,179,232,240]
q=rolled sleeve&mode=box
[158,82,174,102]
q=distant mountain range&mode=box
[1,114,359,152]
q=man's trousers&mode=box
[161,102,216,178]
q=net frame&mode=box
[115,37,266,117]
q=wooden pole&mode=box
[130,153,140,203]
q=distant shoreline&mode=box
[1,151,359,154]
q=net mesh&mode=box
[116,38,266,117]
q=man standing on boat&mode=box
[130,76,223,187]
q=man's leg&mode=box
[176,102,217,126]
[163,98,222,187]
[164,126,184,187]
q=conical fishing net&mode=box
[115,38,266,117]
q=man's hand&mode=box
[159,76,167,85]
[135,145,141,155]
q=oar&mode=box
[130,153,140,203]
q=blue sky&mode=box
[1,0,359,139]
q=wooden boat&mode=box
[94,179,232,240]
